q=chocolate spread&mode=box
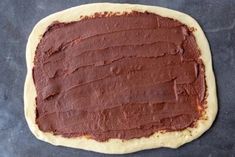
[33,12,206,141]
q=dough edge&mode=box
[24,3,218,154]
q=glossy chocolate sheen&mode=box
[33,12,206,141]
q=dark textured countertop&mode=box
[0,0,234,157]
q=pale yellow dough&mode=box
[24,3,217,154]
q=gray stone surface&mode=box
[0,0,234,156]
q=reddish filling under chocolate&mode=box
[33,12,206,141]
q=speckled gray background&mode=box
[0,0,234,157]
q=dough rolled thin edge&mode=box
[24,3,218,154]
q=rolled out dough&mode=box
[24,3,217,154]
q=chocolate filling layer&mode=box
[33,12,206,141]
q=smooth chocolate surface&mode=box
[33,12,206,141]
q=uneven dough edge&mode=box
[24,3,217,154]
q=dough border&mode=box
[24,3,217,154]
